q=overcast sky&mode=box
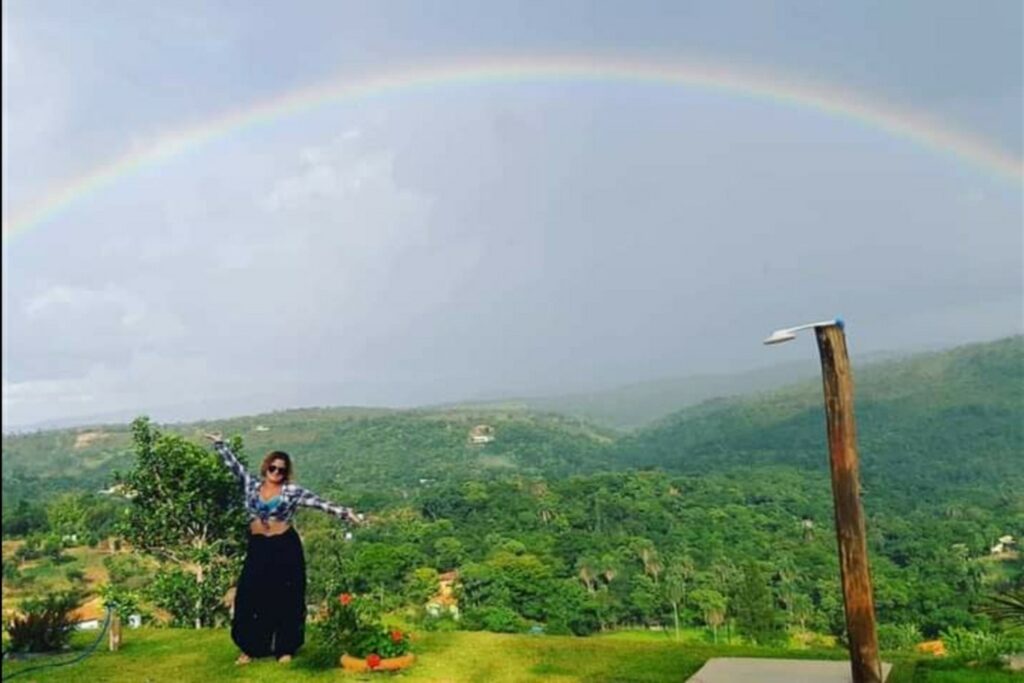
[3,1,1022,428]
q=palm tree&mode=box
[599,554,620,586]
[638,545,664,585]
[577,557,598,594]
[980,588,1024,629]
[664,572,687,641]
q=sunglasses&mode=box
[267,465,288,475]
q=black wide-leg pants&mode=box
[232,527,306,658]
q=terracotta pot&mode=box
[340,652,416,672]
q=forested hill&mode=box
[614,335,1023,507]
[0,407,616,507]
[2,336,1020,509]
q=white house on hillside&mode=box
[469,425,495,445]
[991,535,1016,555]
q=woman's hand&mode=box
[203,432,224,443]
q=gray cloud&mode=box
[2,1,1021,428]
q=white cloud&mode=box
[2,353,215,426]
[1,20,73,203]
[261,132,416,217]
[24,283,185,341]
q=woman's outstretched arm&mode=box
[204,432,252,486]
[294,487,361,523]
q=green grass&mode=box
[3,628,1017,682]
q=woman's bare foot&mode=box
[277,655,293,664]
[235,653,251,665]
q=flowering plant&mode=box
[308,592,411,667]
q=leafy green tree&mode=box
[99,583,144,621]
[404,566,440,605]
[115,417,247,628]
[42,535,69,563]
[628,574,660,626]
[690,588,728,642]
[3,500,48,537]
[545,578,600,635]
[733,562,782,644]
[46,493,89,539]
[433,536,465,571]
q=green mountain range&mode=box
[614,336,1023,509]
[3,336,1021,511]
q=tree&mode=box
[629,574,661,626]
[663,572,687,640]
[404,567,440,605]
[46,493,89,539]
[980,588,1024,629]
[635,541,664,585]
[116,417,247,628]
[690,588,727,642]
[576,556,599,594]
[663,557,696,641]
[733,562,783,645]
[3,500,48,537]
[433,536,465,571]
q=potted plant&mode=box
[310,593,414,672]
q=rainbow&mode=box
[3,55,1021,242]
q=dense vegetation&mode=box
[3,336,1022,668]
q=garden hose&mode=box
[1,606,113,681]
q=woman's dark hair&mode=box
[260,451,294,482]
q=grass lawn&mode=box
[3,628,1019,683]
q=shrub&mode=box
[307,593,411,669]
[421,612,460,632]
[4,591,81,653]
[145,564,233,628]
[463,605,525,633]
[2,559,20,582]
[99,583,144,621]
[940,626,1024,666]
[877,623,922,652]
[43,536,71,564]
[14,536,43,563]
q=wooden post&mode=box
[109,612,122,652]
[814,324,882,683]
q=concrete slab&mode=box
[686,658,892,683]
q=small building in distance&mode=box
[991,535,1016,556]
[71,597,107,631]
[468,425,495,445]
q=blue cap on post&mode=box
[835,317,845,330]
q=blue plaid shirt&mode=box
[213,441,356,525]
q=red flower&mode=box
[390,629,403,643]
[339,593,353,606]
[366,653,381,669]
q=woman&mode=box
[204,432,362,665]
